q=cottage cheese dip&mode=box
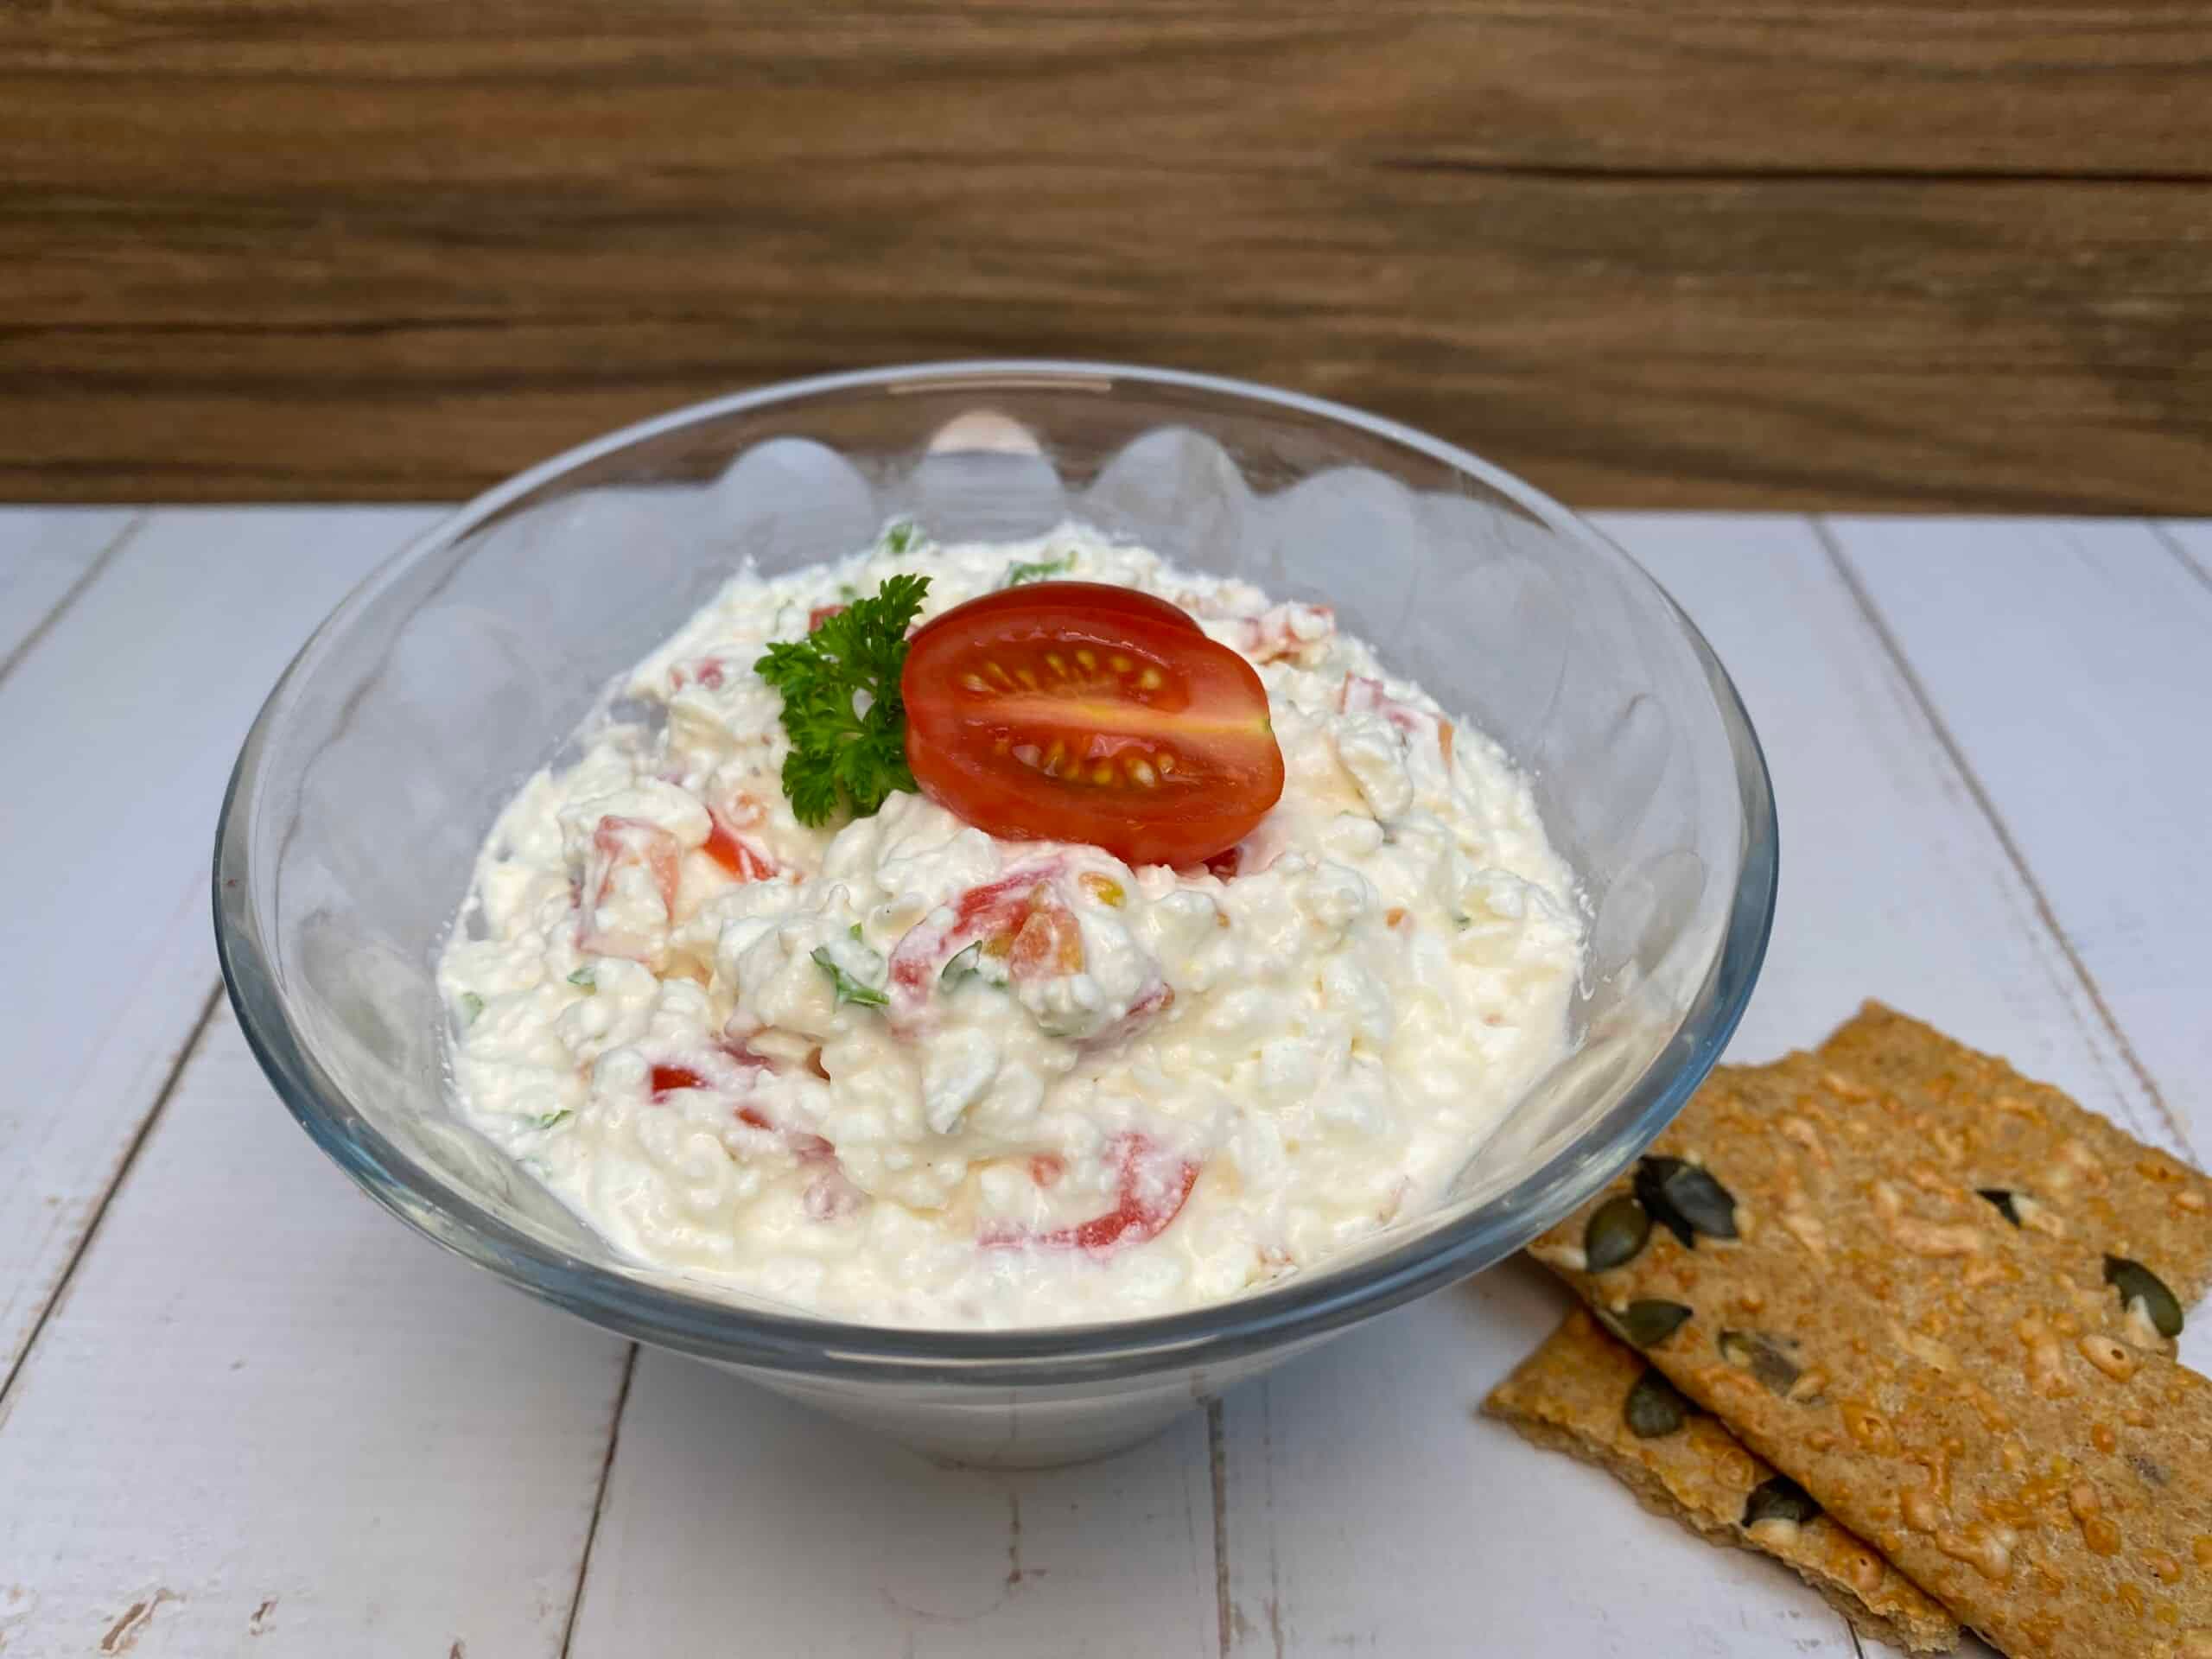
[440,524,1585,1327]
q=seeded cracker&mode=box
[1529,1018,2212,1659]
[1486,1308,1960,1653]
[1819,1002,2212,1322]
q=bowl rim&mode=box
[214,358,1777,1384]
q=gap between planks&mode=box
[1814,516,2198,1161]
[557,1343,639,1659]
[0,511,146,694]
[0,980,221,1421]
[1208,1399,1231,1657]
[2152,520,2212,595]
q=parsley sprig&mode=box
[754,574,931,825]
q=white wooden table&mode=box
[2,509,2206,1659]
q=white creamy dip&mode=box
[439,524,1584,1327]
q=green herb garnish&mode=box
[458,991,484,1025]
[811,945,890,1008]
[1003,551,1073,587]
[754,573,931,825]
[881,520,919,556]
[535,1109,572,1130]
[567,966,596,992]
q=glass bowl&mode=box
[215,362,1776,1467]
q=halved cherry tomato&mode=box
[900,583,1282,867]
[925,580,1203,639]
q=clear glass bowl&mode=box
[215,362,1776,1467]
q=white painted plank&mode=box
[1220,512,2183,1658]
[0,506,442,1379]
[1613,515,2180,1135]
[1829,516,2210,1166]
[0,1006,632,1657]
[1226,1260,1861,1659]
[0,509,138,675]
[569,1351,1220,1659]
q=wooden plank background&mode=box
[3,3,2209,510]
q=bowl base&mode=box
[715,1356,1211,1468]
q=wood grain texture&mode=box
[3,4,2210,509]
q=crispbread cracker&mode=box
[1819,1001,2212,1306]
[1531,1028,2212,1659]
[1486,1308,1959,1653]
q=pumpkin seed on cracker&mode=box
[1742,1473,1821,1529]
[1624,1366,1694,1439]
[1977,1187,2024,1226]
[1584,1194,1651,1272]
[1602,1299,1693,1348]
[2103,1255,2183,1339]
[1634,1155,1738,1249]
[1718,1329,1804,1397]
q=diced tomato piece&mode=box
[702,802,778,881]
[579,816,682,961]
[733,1103,831,1155]
[950,865,1057,935]
[1077,979,1174,1052]
[804,1167,864,1220]
[645,1039,772,1104]
[984,1133,1199,1257]
[732,1100,836,1166]
[1339,675,1454,767]
[807,602,848,632]
[652,1064,709,1096]
[1029,1154,1065,1188]
[716,1037,774,1071]
[671,658,732,691]
[1226,601,1334,664]
[1009,905,1084,977]
[887,861,1085,1023]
